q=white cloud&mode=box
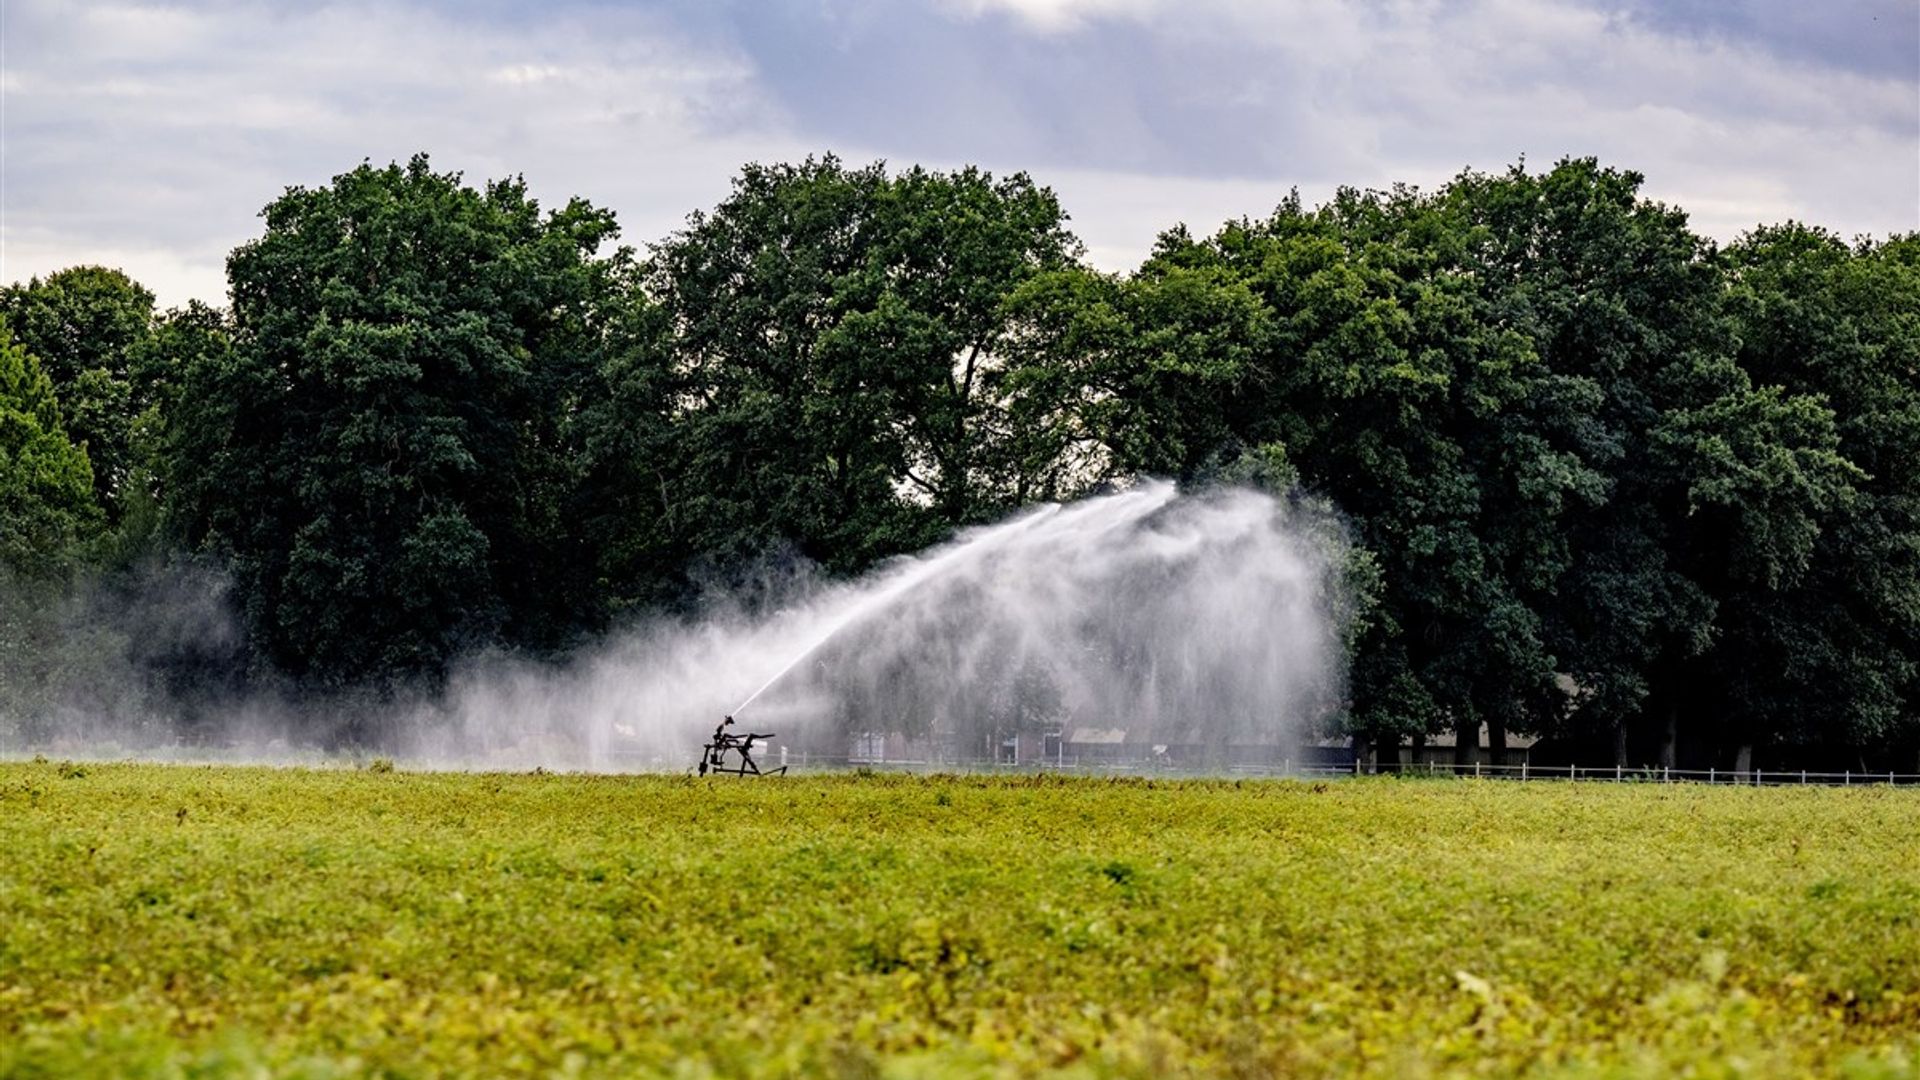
[0,230,229,307]
[940,0,1918,240]
[943,0,1165,32]
[3,1,800,307]
[488,64,574,87]
[3,0,1915,307]
[1050,171,1319,272]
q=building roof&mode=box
[1420,730,1540,749]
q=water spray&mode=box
[701,500,1085,775]
[84,481,1343,773]
[726,500,1072,720]
[16,480,1345,772]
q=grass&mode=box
[2,762,1918,1078]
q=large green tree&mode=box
[617,157,1082,590]
[0,267,162,521]
[0,327,104,742]
[1715,226,1920,763]
[1433,163,1859,768]
[0,327,99,577]
[1009,161,1870,769]
[1026,184,1607,764]
[169,155,625,690]
[998,244,1270,491]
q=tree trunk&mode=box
[1455,717,1479,773]
[1734,742,1753,781]
[1488,716,1508,771]
[1376,734,1398,775]
[1411,730,1427,771]
[1613,721,1629,769]
[1659,704,1677,770]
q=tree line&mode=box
[2,153,1916,769]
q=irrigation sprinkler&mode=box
[697,716,787,777]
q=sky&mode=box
[3,0,1916,308]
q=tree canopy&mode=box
[167,155,624,689]
[7,152,1919,768]
[0,267,162,521]
[613,157,1083,581]
[0,326,99,578]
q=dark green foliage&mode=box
[0,328,99,578]
[168,155,624,687]
[1421,163,1864,766]
[1713,227,1920,754]
[0,328,105,742]
[610,157,1081,593]
[1008,160,1910,767]
[1001,250,1269,486]
[1067,181,1610,755]
[0,267,161,521]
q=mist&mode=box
[2,482,1350,772]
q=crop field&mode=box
[3,763,1919,1078]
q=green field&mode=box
[3,763,1919,1078]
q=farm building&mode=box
[838,721,1338,772]
[1372,724,1538,770]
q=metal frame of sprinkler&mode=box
[698,715,786,777]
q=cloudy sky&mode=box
[4,0,1916,307]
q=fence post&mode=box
[1664,765,1671,783]
[1616,763,1622,781]
[1475,760,1481,778]
[1755,768,1762,787]
[1710,767,1715,784]
[1801,769,1807,785]
[1845,770,1850,786]
[1522,760,1528,781]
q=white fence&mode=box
[1341,761,1920,787]
[751,751,1920,787]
